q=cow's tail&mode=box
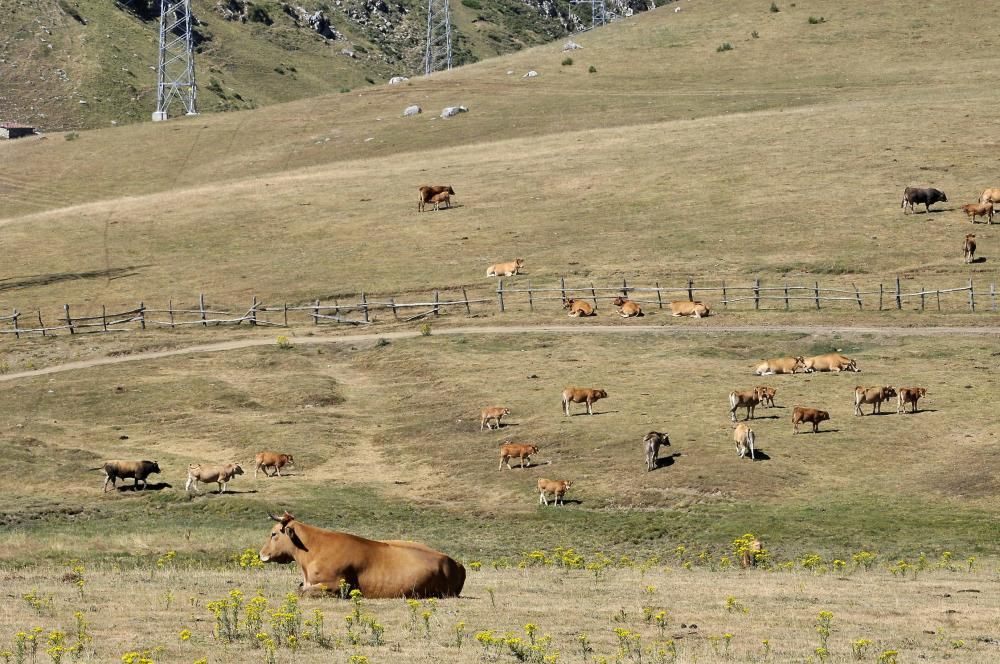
[87,465,106,471]
[728,391,737,410]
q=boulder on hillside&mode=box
[562,41,582,51]
[522,70,539,78]
[403,105,421,117]
[440,105,468,118]
[389,76,409,85]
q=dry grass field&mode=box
[2,1,1000,661]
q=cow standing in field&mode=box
[480,407,511,431]
[91,460,161,492]
[756,386,777,408]
[792,406,830,433]
[729,387,763,422]
[854,386,897,416]
[901,186,947,213]
[429,190,451,210]
[979,188,1000,205]
[961,202,993,224]
[896,387,927,413]
[259,512,465,598]
[733,423,756,460]
[537,478,572,506]
[186,463,244,494]
[964,234,977,264]
[255,452,295,478]
[753,357,805,375]
[643,431,670,472]
[562,387,608,415]
[417,185,455,212]
[499,442,539,470]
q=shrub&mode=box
[276,336,293,350]
[339,87,351,93]
[808,16,826,24]
[374,337,390,348]
[64,132,79,141]
[248,6,273,25]
[461,0,481,8]
[751,30,759,38]
[419,323,432,336]
[770,2,780,12]
[588,65,597,73]
[562,57,573,66]
[716,42,734,52]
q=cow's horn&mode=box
[267,512,282,522]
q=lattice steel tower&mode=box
[152,0,198,121]
[571,0,609,30]
[424,0,453,75]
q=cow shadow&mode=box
[557,498,583,506]
[859,411,895,417]
[750,415,781,420]
[971,257,987,263]
[569,410,619,417]
[900,408,935,414]
[750,449,771,461]
[117,482,172,492]
[812,429,839,434]
[652,452,682,470]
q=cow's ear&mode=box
[287,526,308,551]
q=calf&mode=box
[417,185,455,212]
[563,298,595,317]
[901,186,947,214]
[729,387,763,422]
[537,478,572,506]
[486,259,524,277]
[90,459,161,492]
[562,387,608,415]
[429,190,451,210]
[792,406,830,433]
[753,357,805,375]
[480,406,511,431]
[961,202,993,224]
[964,234,976,264]
[499,442,538,470]
[669,300,710,317]
[854,386,897,416]
[643,431,670,472]
[733,423,755,460]
[612,296,643,317]
[186,463,244,494]
[755,386,777,408]
[896,387,927,414]
[254,452,295,479]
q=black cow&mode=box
[901,186,947,214]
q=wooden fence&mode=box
[0,277,996,338]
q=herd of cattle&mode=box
[89,451,295,493]
[901,186,998,264]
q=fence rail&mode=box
[1,277,996,338]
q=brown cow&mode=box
[480,407,511,431]
[854,386,897,416]
[756,386,777,408]
[964,234,977,264]
[739,538,764,569]
[803,353,860,373]
[563,298,595,317]
[896,387,927,414]
[753,357,805,375]
[499,442,539,470]
[90,460,161,492]
[255,452,295,479]
[644,431,670,472]
[733,423,756,460]
[186,463,244,494]
[429,190,451,210]
[612,296,643,318]
[562,387,608,415]
[792,406,830,433]
[417,185,455,212]
[537,478,572,506]
[486,259,524,277]
[729,387,763,422]
[669,301,710,317]
[961,202,993,224]
[979,187,1000,205]
[259,512,465,598]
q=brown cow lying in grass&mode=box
[792,406,830,433]
[964,234,976,263]
[537,478,572,506]
[669,300,710,317]
[417,185,455,212]
[961,202,993,224]
[612,296,643,317]
[803,353,859,373]
[91,460,161,492]
[480,406,511,431]
[563,298,595,316]
[499,442,538,470]
[896,387,927,413]
[486,259,524,277]
[255,452,295,478]
[186,462,244,494]
[562,387,608,415]
[753,357,805,375]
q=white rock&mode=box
[389,76,409,85]
[507,70,514,75]
[523,70,539,78]
[562,41,582,51]
[403,105,421,117]
[440,105,469,118]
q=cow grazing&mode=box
[612,296,643,318]
[417,185,455,212]
[792,406,830,433]
[896,387,927,414]
[854,386,897,416]
[499,442,539,470]
[255,452,295,479]
[729,387,763,422]
[562,387,608,416]
[563,298,595,317]
[803,353,860,373]
[961,202,993,224]
[979,188,1000,205]
[429,190,451,210]
[537,478,572,506]
[733,423,756,460]
[901,186,947,214]
[91,460,161,492]
[186,463,244,494]
[259,512,465,598]
[753,357,805,375]
[964,234,977,264]
[486,259,524,278]
[669,300,710,317]
[755,386,777,408]
[480,406,511,431]
[643,431,670,472]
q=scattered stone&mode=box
[341,49,356,58]
[403,105,421,117]
[440,105,468,118]
[562,41,582,51]
[522,70,539,78]
[507,70,514,75]
[389,76,409,85]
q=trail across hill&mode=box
[1,323,996,383]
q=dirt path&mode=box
[1,323,996,383]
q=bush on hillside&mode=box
[717,42,734,52]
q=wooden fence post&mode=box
[462,288,472,315]
[814,281,820,310]
[12,310,19,339]
[878,284,883,311]
[560,277,567,302]
[687,278,694,302]
[200,294,208,326]
[497,279,505,313]
[590,282,598,309]
[139,302,146,330]
[991,282,997,311]
[102,305,108,332]
[622,278,630,298]
[853,284,862,310]
[783,283,789,310]
[313,299,320,325]
[433,290,440,317]
[250,295,258,326]
[655,282,663,309]
[65,304,75,334]
[169,299,175,329]
[527,281,534,312]
[389,297,398,320]
[895,277,902,310]
[936,290,941,311]
[753,279,760,310]
[283,303,289,327]
[920,287,925,311]
[968,280,975,312]
[38,311,45,337]
[362,292,369,322]
[721,280,727,308]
